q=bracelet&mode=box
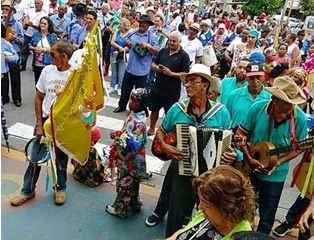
[147,43,151,50]
[276,161,281,166]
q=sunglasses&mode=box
[49,52,62,57]
[2,8,10,11]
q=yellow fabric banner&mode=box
[44,21,104,164]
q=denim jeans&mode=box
[145,68,156,91]
[286,194,310,225]
[21,147,69,196]
[252,176,285,235]
[110,56,126,89]
[21,120,69,196]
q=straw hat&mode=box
[265,76,307,104]
[180,64,216,92]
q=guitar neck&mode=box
[269,138,314,156]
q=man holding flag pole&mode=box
[11,20,104,206]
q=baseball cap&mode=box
[246,61,265,77]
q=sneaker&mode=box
[10,192,36,206]
[54,191,66,205]
[106,204,127,218]
[107,87,115,94]
[145,214,161,227]
[117,89,121,96]
[273,221,293,237]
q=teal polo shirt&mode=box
[240,100,307,182]
[161,99,230,132]
[226,86,271,129]
[218,77,248,105]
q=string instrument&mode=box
[235,137,314,177]
[4,0,18,43]
[151,132,176,160]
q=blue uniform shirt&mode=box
[125,30,159,76]
[1,38,19,73]
[50,14,71,33]
[75,26,89,46]
[240,100,307,182]
[67,16,83,42]
[1,18,24,53]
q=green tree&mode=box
[241,0,284,16]
[300,0,314,16]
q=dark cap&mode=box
[73,3,87,15]
[246,61,265,77]
[137,14,154,26]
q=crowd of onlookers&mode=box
[2,0,314,239]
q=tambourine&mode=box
[24,138,50,165]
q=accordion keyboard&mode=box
[176,124,192,176]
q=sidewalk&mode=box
[1,147,299,240]
[1,148,166,240]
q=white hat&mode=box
[180,64,216,92]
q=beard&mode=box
[236,73,246,81]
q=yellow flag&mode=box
[273,27,280,48]
[44,20,104,164]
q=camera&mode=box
[158,64,164,69]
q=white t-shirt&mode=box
[36,65,72,118]
[169,15,182,32]
[181,36,203,65]
[25,9,47,37]
[227,38,244,54]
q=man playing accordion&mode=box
[145,64,240,238]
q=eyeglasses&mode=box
[49,52,62,57]
[184,80,203,85]
[2,8,9,11]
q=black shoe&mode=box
[13,100,22,107]
[20,66,26,71]
[273,221,293,237]
[145,214,161,227]
[141,171,153,179]
[2,98,10,104]
[113,107,126,113]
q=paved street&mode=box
[1,59,302,239]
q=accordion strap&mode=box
[176,100,224,126]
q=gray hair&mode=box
[169,31,182,41]
[212,76,221,94]
[102,3,109,9]
[120,18,131,31]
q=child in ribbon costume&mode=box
[106,88,149,218]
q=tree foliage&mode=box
[300,0,314,16]
[241,0,284,17]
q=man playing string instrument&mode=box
[145,64,239,238]
[236,76,308,235]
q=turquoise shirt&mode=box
[226,86,271,129]
[240,100,307,182]
[161,99,230,133]
[218,77,248,105]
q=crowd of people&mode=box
[2,0,314,239]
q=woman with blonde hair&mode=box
[108,18,132,96]
[167,165,256,240]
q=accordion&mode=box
[177,124,232,177]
